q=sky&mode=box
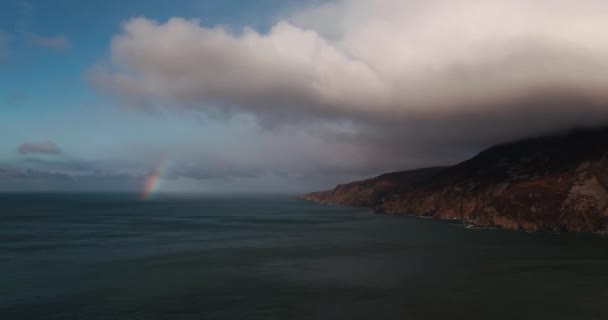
[2,0,608,194]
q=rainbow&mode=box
[140,158,169,201]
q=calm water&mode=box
[1,194,608,319]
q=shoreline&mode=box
[303,197,608,235]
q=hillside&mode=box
[303,127,608,232]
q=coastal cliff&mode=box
[303,127,608,232]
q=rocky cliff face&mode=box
[303,127,608,232]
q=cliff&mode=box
[303,127,608,232]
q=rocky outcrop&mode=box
[304,127,608,232]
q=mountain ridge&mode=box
[303,127,608,232]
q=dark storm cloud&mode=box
[18,141,62,155]
[90,0,608,179]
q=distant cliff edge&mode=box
[303,127,608,232]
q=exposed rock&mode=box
[303,127,608,232]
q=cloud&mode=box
[0,156,145,192]
[0,166,142,192]
[0,31,11,62]
[27,33,70,52]
[18,141,62,155]
[90,0,608,178]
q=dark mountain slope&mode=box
[303,167,446,207]
[304,127,608,232]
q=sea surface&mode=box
[2,193,608,320]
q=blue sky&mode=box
[0,0,285,148]
[2,0,608,193]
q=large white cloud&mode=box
[91,16,387,123]
[90,0,608,177]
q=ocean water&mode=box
[1,194,608,320]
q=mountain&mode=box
[303,127,608,232]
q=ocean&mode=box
[1,193,608,319]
